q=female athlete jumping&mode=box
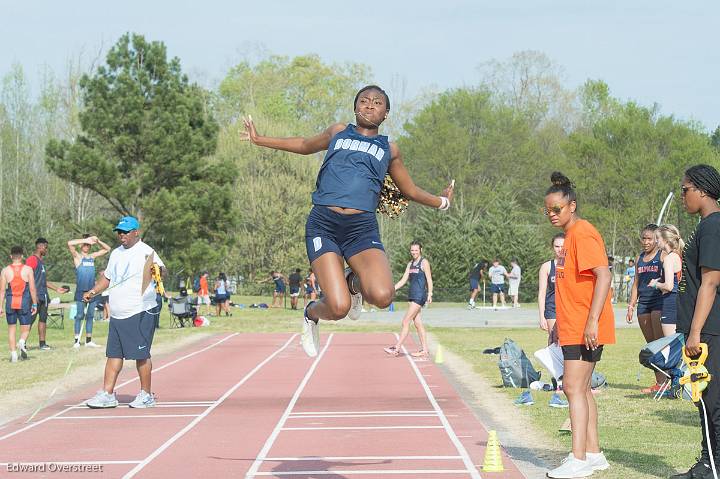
[242,85,454,356]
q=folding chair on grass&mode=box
[46,305,64,329]
[169,296,195,328]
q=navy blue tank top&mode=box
[637,250,663,302]
[408,257,428,301]
[311,124,391,212]
[273,275,284,290]
[75,256,95,301]
[30,255,48,300]
[544,260,556,319]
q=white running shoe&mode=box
[586,451,610,471]
[73,341,81,349]
[86,390,119,409]
[547,454,594,478]
[345,268,363,321]
[85,341,101,348]
[18,339,28,360]
[301,302,320,357]
[129,390,156,408]
[10,351,18,363]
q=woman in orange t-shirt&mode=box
[544,172,615,479]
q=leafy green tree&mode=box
[45,33,235,272]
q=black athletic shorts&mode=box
[562,344,604,362]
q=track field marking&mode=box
[287,413,437,418]
[122,334,298,479]
[0,333,238,442]
[65,403,213,409]
[51,414,200,420]
[253,470,471,476]
[281,426,444,431]
[0,461,142,466]
[245,334,335,479]
[264,456,463,461]
[397,334,482,479]
[291,410,435,415]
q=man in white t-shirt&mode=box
[508,258,522,308]
[82,216,165,409]
[487,258,508,310]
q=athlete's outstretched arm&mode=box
[388,144,454,208]
[241,116,346,155]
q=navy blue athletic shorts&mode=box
[409,296,427,307]
[637,298,663,315]
[470,278,479,291]
[490,284,504,294]
[661,292,677,325]
[106,310,156,360]
[305,205,384,263]
[6,309,32,326]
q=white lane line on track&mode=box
[51,414,200,420]
[397,333,482,479]
[264,456,463,461]
[0,461,142,466]
[281,426,444,431]
[245,334,334,479]
[0,333,239,442]
[122,333,298,479]
[253,470,471,476]
[291,410,436,415]
[287,413,437,418]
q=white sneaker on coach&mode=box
[73,341,81,349]
[129,390,156,408]
[586,451,609,471]
[547,454,594,478]
[301,302,320,357]
[345,268,362,321]
[85,341,101,348]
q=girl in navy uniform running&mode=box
[626,224,666,392]
[242,85,454,357]
[384,241,433,359]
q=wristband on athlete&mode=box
[438,196,450,211]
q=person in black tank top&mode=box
[242,86,454,358]
[538,233,565,342]
[384,241,433,359]
[627,224,667,391]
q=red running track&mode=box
[0,332,526,478]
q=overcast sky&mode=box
[2,0,718,130]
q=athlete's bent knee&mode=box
[324,298,351,320]
[366,287,394,309]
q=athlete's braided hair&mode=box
[546,172,577,204]
[641,223,658,235]
[685,164,720,200]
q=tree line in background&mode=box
[1,34,718,302]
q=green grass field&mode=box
[430,327,701,479]
[2,297,703,478]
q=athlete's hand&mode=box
[83,291,94,302]
[240,115,259,144]
[31,305,37,315]
[441,179,455,203]
[626,304,635,323]
[539,317,549,331]
[87,236,98,245]
[685,333,702,358]
[427,293,433,305]
[583,318,599,350]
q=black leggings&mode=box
[697,333,720,463]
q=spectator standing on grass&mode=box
[544,172,614,478]
[196,272,211,316]
[467,260,486,309]
[0,246,38,362]
[508,258,522,308]
[304,268,318,307]
[624,259,636,302]
[648,225,683,338]
[83,216,165,409]
[288,268,302,310]
[26,238,70,350]
[488,258,508,310]
[67,234,111,349]
[671,165,720,479]
[214,272,232,317]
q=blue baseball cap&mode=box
[113,216,140,232]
